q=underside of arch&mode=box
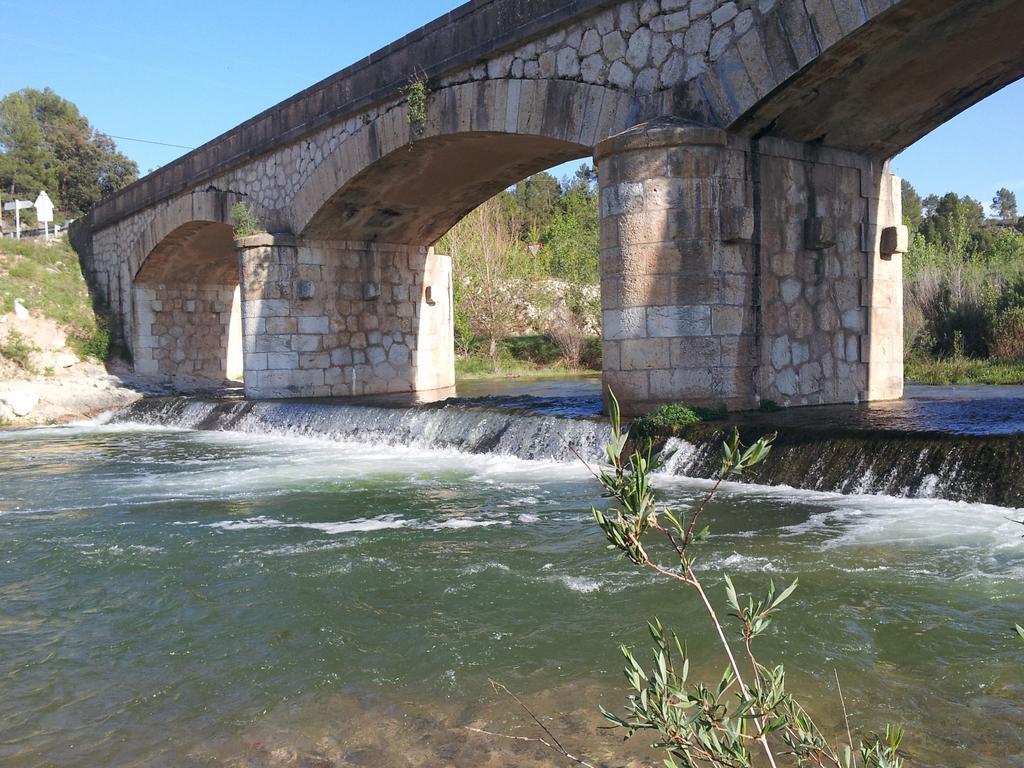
[301,131,589,243]
[730,0,1024,158]
[133,221,243,385]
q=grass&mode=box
[905,354,1024,385]
[0,237,109,361]
[456,334,600,380]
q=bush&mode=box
[547,311,589,368]
[69,319,110,362]
[991,307,1024,360]
[503,335,561,366]
[0,329,38,371]
[629,401,728,441]
[230,201,264,237]
[582,394,906,768]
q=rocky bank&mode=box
[0,309,142,426]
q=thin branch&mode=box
[683,475,725,548]
[565,440,602,482]
[689,574,781,768]
[485,680,600,768]
[465,727,601,768]
[835,668,857,768]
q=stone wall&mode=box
[597,119,904,414]
[237,235,454,399]
[757,138,903,406]
[133,284,242,384]
[597,120,757,411]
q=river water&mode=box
[1,397,1023,767]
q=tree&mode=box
[542,175,599,284]
[511,171,561,240]
[901,179,923,233]
[992,187,1018,224]
[0,87,138,218]
[0,93,52,200]
[442,197,534,362]
[921,192,985,252]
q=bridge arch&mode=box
[130,216,244,386]
[694,0,1024,158]
[289,79,633,241]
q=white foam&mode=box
[208,515,409,534]
[553,575,602,593]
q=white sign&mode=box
[34,191,53,223]
[2,198,32,238]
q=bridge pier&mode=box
[236,234,454,399]
[596,119,904,415]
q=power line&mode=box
[108,135,196,151]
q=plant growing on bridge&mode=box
[230,201,264,238]
[402,72,429,135]
[584,391,906,768]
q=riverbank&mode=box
[906,353,1024,385]
[0,314,142,426]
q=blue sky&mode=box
[1,0,1020,213]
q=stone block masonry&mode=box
[133,284,242,384]
[597,119,759,412]
[597,119,903,414]
[236,234,454,399]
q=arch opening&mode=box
[730,0,1024,159]
[301,131,589,244]
[132,221,243,388]
[243,130,594,400]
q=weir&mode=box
[110,396,1024,507]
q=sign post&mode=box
[34,191,54,239]
[3,199,33,239]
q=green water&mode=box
[1,421,1022,767]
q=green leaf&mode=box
[1016,623,1024,640]
[771,578,799,609]
[724,575,739,612]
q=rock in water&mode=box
[13,299,29,320]
[2,389,38,417]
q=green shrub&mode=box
[630,401,728,441]
[0,329,38,371]
[402,76,429,133]
[581,393,906,768]
[230,201,264,237]
[69,319,110,362]
[503,335,561,366]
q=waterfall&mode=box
[110,397,613,464]
[110,397,1024,507]
[654,430,1024,507]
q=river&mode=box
[1,386,1022,767]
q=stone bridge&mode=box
[70,0,1024,413]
